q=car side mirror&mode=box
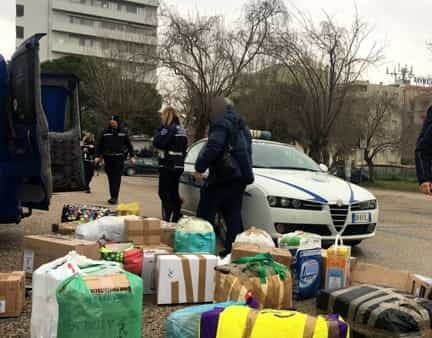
[319,164,329,172]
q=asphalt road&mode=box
[0,174,431,337]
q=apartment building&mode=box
[16,0,158,82]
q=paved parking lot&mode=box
[1,174,432,337]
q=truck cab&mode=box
[0,34,85,223]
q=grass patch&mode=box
[360,179,419,193]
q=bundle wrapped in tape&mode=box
[234,227,275,248]
[317,284,432,338]
[214,253,292,309]
[216,306,350,338]
[166,301,240,338]
[167,302,350,338]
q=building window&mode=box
[126,3,137,13]
[101,0,109,8]
[16,4,24,17]
[16,26,24,39]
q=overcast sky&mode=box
[1,0,432,83]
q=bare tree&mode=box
[360,89,401,181]
[80,49,162,136]
[267,9,383,163]
[158,0,285,140]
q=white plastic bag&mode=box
[234,227,275,248]
[31,251,119,338]
[176,216,214,233]
[75,215,139,242]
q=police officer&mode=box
[96,115,134,204]
[153,106,188,222]
[81,132,96,193]
[194,97,254,256]
[416,106,432,195]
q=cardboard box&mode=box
[83,273,130,293]
[126,218,161,246]
[409,274,432,299]
[350,262,432,299]
[156,254,217,305]
[57,222,80,235]
[0,271,25,318]
[23,235,99,276]
[160,222,176,247]
[231,243,292,267]
[141,244,173,295]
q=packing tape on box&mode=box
[243,309,259,338]
[170,255,208,304]
[303,316,317,338]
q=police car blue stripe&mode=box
[255,174,328,204]
[348,183,357,203]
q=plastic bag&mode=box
[175,217,216,254]
[75,215,139,242]
[56,269,143,338]
[235,227,275,248]
[117,202,140,216]
[177,216,214,233]
[31,252,120,338]
[166,302,239,338]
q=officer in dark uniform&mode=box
[81,132,96,193]
[153,106,188,222]
[195,97,254,256]
[96,115,134,204]
[416,106,432,195]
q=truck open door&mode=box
[0,34,85,223]
[41,73,85,192]
[7,34,52,212]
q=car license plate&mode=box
[352,213,371,224]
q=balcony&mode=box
[52,21,157,45]
[128,0,159,7]
[52,0,158,27]
[51,41,157,64]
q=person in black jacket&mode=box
[195,97,254,256]
[81,132,96,193]
[96,115,134,204]
[153,107,188,222]
[416,106,432,194]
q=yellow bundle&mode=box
[117,202,140,216]
[216,306,350,338]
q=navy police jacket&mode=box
[96,126,134,158]
[153,122,188,171]
[195,109,254,186]
[416,106,432,184]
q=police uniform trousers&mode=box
[83,160,95,190]
[158,167,183,222]
[104,155,124,200]
[197,181,246,253]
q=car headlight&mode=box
[267,196,312,210]
[357,200,377,210]
[267,196,279,207]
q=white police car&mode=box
[180,139,378,245]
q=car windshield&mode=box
[252,143,321,171]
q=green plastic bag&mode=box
[56,269,143,338]
[175,231,216,254]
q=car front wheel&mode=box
[126,167,136,176]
